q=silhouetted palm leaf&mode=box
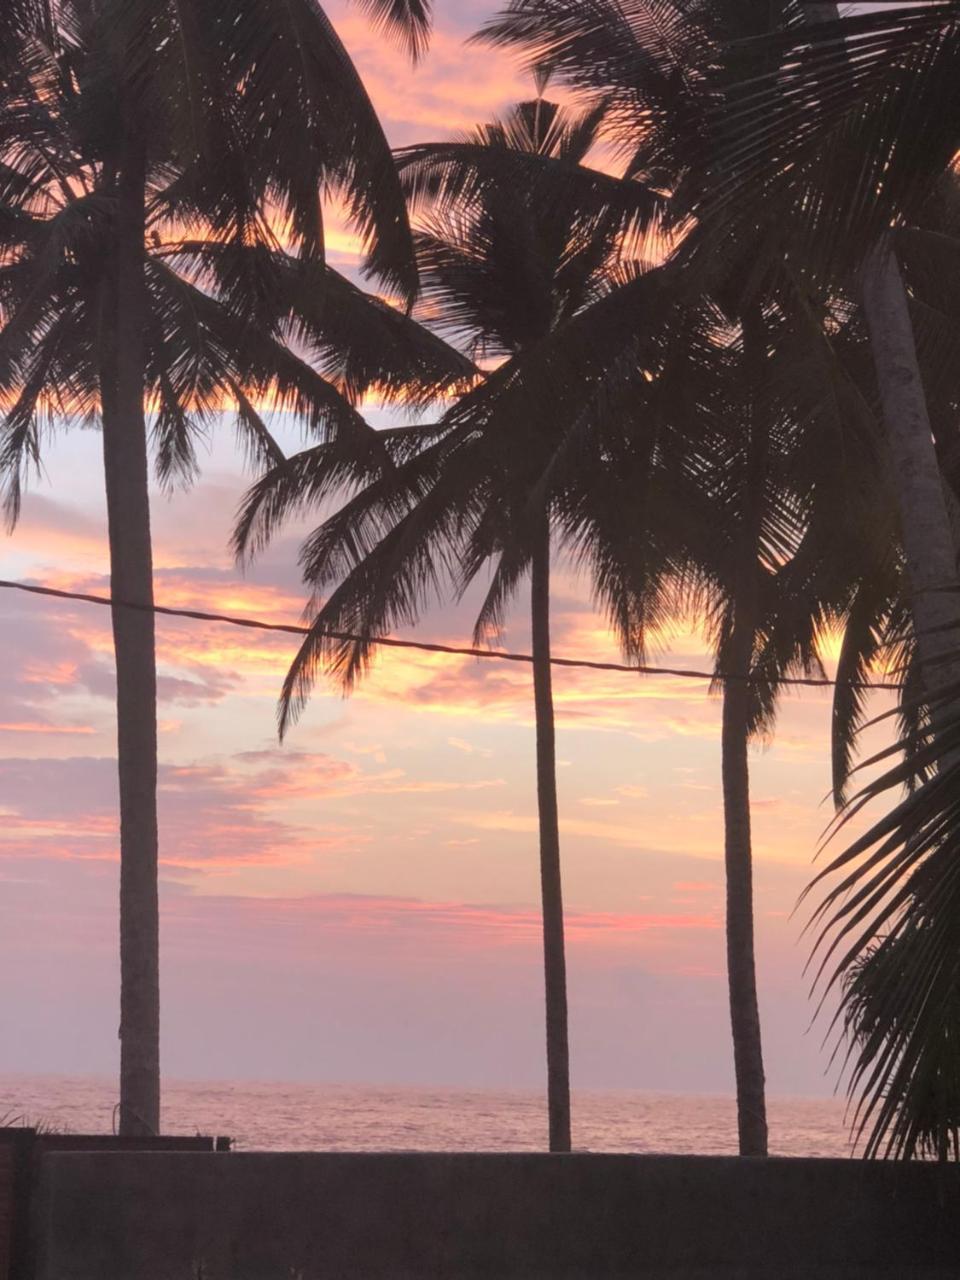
[809,666,960,1158]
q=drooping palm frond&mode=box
[232,420,451,563]
[0,0,47,62]
[808,667,960,1159]
[831,585,889,809]
[691,2,960,272]
[278,440,493,725]
[350,0,432,62]
[842,924,960,1161]
[155,241,476,409]
[397,107,667,256]
[554,415,697,663]
[146,259,389,465]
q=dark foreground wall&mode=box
[32,1151,960,1279]
[3,1130,223,1280]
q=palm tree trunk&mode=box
[808,2,960,700]
[99,135,161,1137]
[530,512,571,1153]
[722,303,768,1158]
[860,244,960,695]
[721,599,768,1158]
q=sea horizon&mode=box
[0,1072,856,1158]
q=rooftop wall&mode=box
[1,1130,224,1280]
[32,1151,960,1279]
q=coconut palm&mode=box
[690,0,960,703]
[400,100,672,1153]
[612,275,896,1156]
[796,168,960,1159]
[236,139,877,1161]
[694,303,804,1158]
[0,0,448,1134]
[449,0,930,1154]
[474,0,815,1156]
[236,92,671,1152]
[696,5,960,1155]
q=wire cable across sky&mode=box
[0,577,904,691]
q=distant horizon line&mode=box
[0,1069,844,1105]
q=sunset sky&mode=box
[0,1,891,1104]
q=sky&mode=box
[0,2,893,1106]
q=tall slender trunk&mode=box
[722,304,768,1158]
[808,3,960,699]
[99,134,161,1137]
[860,244,960,695]
[530,512,571,1153]
[721,600,767,1158]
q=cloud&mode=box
[157,888,721,961]
[0,747,512,876]
[0,754,348,871]
[0,722,94,737]
[7,493,108,570]
[235,748,505,800]
[0,601,104,738]
[447,736,494,758]
[6,570,308,714]
[616,784,649,799]
[459,807,728,859]
[323,7,534,148]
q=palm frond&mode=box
[694,2,960,271]
[350,0,431,61]
[808,670,960,1157]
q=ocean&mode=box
[0,1074,856,1157]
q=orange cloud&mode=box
[0,722,94,736]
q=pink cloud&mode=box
[0,755,353,872]
[0,722,94,736]
[159,889,720,959]
[0,746,512,877]
[324,8,535,147]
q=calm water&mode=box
[0,1074,855,1157]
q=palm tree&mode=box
[446,0,929,1155]
[401,95,667,1152]
[236,93,667,1152]
[792,166,960,1159]
[474,0,826,1156]
[693,1,960,703]
[609,279,886,1157]
[1,0,446,1134]
[700,305,790,1158]
[686,4,960,1158]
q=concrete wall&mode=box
[33,1151,960,1279]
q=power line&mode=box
[0,577,903,691]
